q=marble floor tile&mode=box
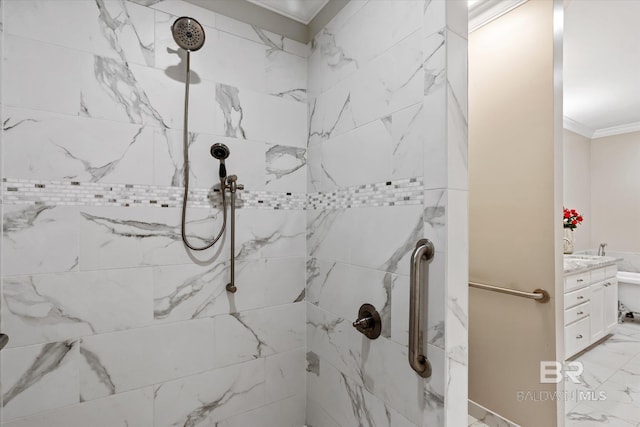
[566,321,640,426]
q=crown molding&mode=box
[563,116,640,139]
[469,0,529,33]
[563,116,594,138]
[592,122,640,139]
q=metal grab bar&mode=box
[469,281,550,303]
[0,334,8,350]
[409,239,435,378]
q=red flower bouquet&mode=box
[563,208,583,230]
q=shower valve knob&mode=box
[352,303,382,339]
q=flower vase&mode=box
[563,227,574,254]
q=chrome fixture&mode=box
[174,17,244,293]
[352,304,382,339]
[598,242,607,256]
[469,281,550,303]
[225,175,243,293]
[172,17,205,51]
[0,334,8,350]
[409,239,434,378]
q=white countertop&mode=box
[564,254,620,275]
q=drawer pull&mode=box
[604,282,610,287]
[577,296,584,300]
[577,279,584,283]
[577,311,584,315]
[576,334,583,339]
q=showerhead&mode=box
[210,143,230,160]
[210,143,230,179]
[172,17,205,51]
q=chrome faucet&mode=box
[598,242,607,256]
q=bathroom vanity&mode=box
[563,255,619,359]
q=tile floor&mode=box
[468,415,491,426]
[565,320,640,426]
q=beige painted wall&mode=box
[469,1,562,425]
[563,129,591,251]
[591,131,640,251]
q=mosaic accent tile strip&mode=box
[2,177,424,210]
[1,179,306,210]
[307,178,424,210]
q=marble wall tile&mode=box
[153,358,266,427]
[154,257,304,322]
[3,35,87,116]
[423,0,446,38]
[306,209,351,263]
[3,205,80,276]
[349,30,424,128]
[307,303,445,425]
[155,11,307,101]
[306,260,392,338]
[3,107,154,185]
[306,351,418,427]
[444,189,469,427]
[3,0,155,67]
[307,79,356,147]
[214,13,310,58]
[392,103,426,180]
[319,118,393,188]
[80,207,305,271]
[265,145,307,193]
[214,83,307,147]
[422,31,447,190]
[79,318,215,401]
[214,302,305,368]
[265,348,306,403]
[78,206,227,270]
[80,57,216,134]
[305,397,341,427]
[77,206,187,269]
[152,130,266,191]
[234,209,306,260]
[1,388,153,427]
[1,341,79,421]
[423,189,447,253]
[306,143,324,192]
[2,268,153,348]
[350,205,424,276]
[216,395,306,427]
[446,30,469,191]
[308,0,422,97]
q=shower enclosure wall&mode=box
[0,1,468,426]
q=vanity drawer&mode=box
[565,301,590,326]
[565,272,590,292]
[565,286,591,309]
[591,268,606,283]
[565,316,591,358]
[605,265,617,278]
